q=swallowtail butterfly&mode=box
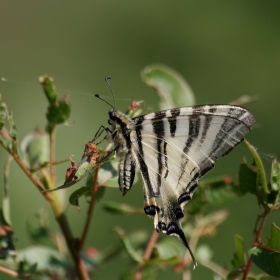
[98,78,255,268]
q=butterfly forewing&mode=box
[109,104,255,268]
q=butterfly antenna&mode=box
[94,94,114,109]
[105,76,116,109]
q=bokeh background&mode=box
[1,1,280,279]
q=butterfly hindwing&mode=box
[109,104,255,267]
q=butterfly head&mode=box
[108,109,131,125]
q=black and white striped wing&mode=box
[129,105,254,250]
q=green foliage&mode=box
[0,65,279,279]
[141,63,195,110]
[21,130,49,168]
[249,223,280,278]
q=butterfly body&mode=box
[108,104,255,267]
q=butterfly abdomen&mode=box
[109,109,136,195]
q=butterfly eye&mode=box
[109,110,117,120]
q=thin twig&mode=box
[0,265,20,278]
[4,155,13,195]
[198,259,228,279]
[0,141,47,195]
[78,165,100,251]
[49,127,56,184]
[242,209,269,280]
[57,214,90,280]
[134,229,159,280]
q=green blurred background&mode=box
[1,1,280,279]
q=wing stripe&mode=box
[210,108,245,157]
[168,108,181,137]
[152,111,166,190]
[163,141,169,178]
[134,116,157,197]
[177,116,201,185]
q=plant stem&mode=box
[0,141,47,194]
[78,165,100,251]
[242,209,269,280]
[198,259,228,279]
[0,265,20,278]
[57,214,90,280]
[134,229,159,280]
[49,127,56,184]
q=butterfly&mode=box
[97,77,255,268]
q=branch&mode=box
[57,214,90,280]
[242,209,269,280]
[49,127,56,184]
[199,259,228,279]
[134,229,159,280]
[0,265,21,278]
[78,165,100,251]
[0,140,48,195]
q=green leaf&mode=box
[95,186,106,201]
[45,160,98,193]
[141,64,195,110]
[189,176,242,214]
[0,96,18,143]
[17,246,67,271]
[239,157,257,194]
[21,130,49,168]
[103,201,140,215]
[69,186,91,207]
[121,263,158,280]
[0,95,6,130]
[9,123,17,139]
[271,158,280,192]
[26,218,53,247]
[154,238,184,263]
[128,230,150,247]
[46,95,71,126]
[98,157,120,188]
[250,223,280,277]
[39,75,57,103]
[73,161,96,182]
[114,227,143,263]
[231,235,246,270]
[204,180,243,205]
[2,196,12,226]
[195,244,213,262]
[186,185,207,215]
[18,261,37,277]
[244,140,269,203]
[267,223,280,251]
